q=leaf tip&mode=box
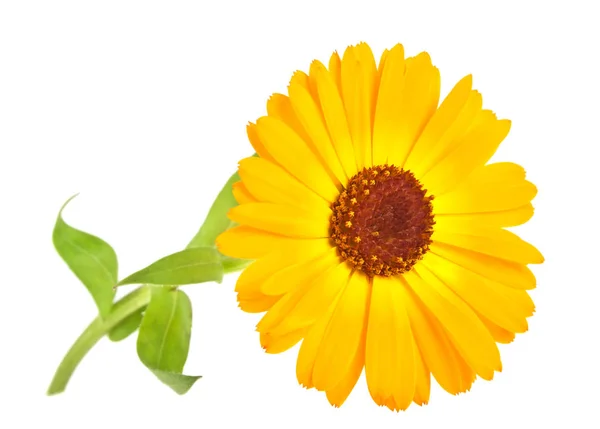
[46,383,65,396]
[59,193,81,216]
[114,277,131,288]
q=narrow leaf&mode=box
[108,309,143,342]
[117,247,223,287]
[185,164,256,272]
[187,171,240,249]
[53,195,117,318]
[137,287,200,394]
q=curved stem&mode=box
[47,286,151,395]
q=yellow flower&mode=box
[216,42,543,411]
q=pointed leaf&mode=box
[186,165,256,273]
[137,287,200,394]
[187,171,240,249]
[117,247,223,287]
[53,195,117,318]
[108,309,144,342]
[147,369,201,395]
[221,255,252,273]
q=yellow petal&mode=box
[296,289,343,388]
[288,81,347,185]
[235,239,331,297]
[464,161,527,185]
[266,93,312,144]
[341,45,374,170]
[404,75,477,176]
[421,252,531,333]
[416,91,482,179]
[433,220,544,264]
[228,202,329,238]
[476,311,516,344]
[377,49,389,79]
[328,51,342,95]
[372,43,405,165]
[238,156,331,216]
[314,62,358,178]
[255,116,340,202]
[308,61,324,106]
[412,344,431,406]
[216,225,294,259]
[406,267,501,380]
[365,276,415,411]
[326,336,365,408]
[386,52,441,168]
[237,294,280,313]
[261,327,307,354]
[313,272,371,391]
[434,180,538,214]
[273,260,351,336]
[399,278,471,394]
[231,181,257,204]
[246,122,276,164]
[436,203,535,228]
[290,70,318,105]
[260,245,336,296]
[257,248,340,331]
[235,257,284,313]
[454,347,477,391]
[430,242,537,290]
[420,111,511,195]
[373,47,386,130]
[354,42,378,128]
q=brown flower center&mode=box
[329,165,435,277]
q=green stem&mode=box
[47,286,151,395]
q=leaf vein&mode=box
[155,292,179,370]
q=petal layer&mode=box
[256,116,340,202]
[228,202,329,238]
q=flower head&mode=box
[217,42,542,411]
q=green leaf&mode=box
[221,255,252,273]
[117,246,223,287]
[146,369,201,395]
[185,166,255,273]
[107,309,143,342]
[187,171,240,249]
[137,287,192,373]
[52,194,117,318]
[136,286,200,394]
[108,285,147,341]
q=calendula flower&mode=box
[216,42,542,411]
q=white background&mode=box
[1,1,598,428]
